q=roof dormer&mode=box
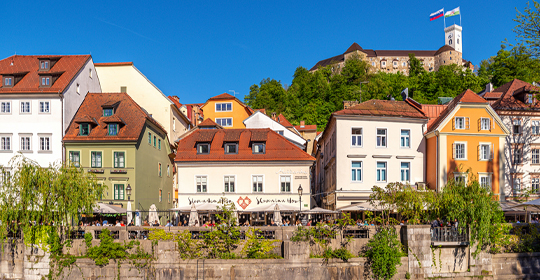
[37,56,60,71]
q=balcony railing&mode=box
[431,226,468,244]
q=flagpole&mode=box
[459,7,462,26]
[443,8,446,28]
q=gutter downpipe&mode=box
[436,131,439,192]
[60,91,64,163]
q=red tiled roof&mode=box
[345,42,363,53]
[174,128,315,162]
[208,93,235,100]
[483,92,503,100]
[421,104,447,128]
[198,118,221,128]
[274,114,293,127]
[168,96,183,108]
[491,79,540,110]
[0,55,91,94]
[295,125,317,131]
[94,62,133,66]
[63,92,167,142]
[426,90,488,132]
[73,115,97,125]
[334,99,427,119]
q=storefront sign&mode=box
[181,194,308,211]
[275,168,308,175]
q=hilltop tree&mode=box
[478,45,540,87]
[512,0,540,58]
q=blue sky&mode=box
[0,0,528,104]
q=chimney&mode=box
[486,83,493,93]
[271,112,277,121]
[343,100,359,110]
[300,121,305,128]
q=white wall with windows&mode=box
[175,162,312,211]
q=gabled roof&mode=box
[174,128,315,162]
[0,55,91,94]
[334,99,427,119]
[63,92,167,142]
[295,125,317,131]
[490,79,540,111]
[426,89,488,132]
[200,93,253,116]
[208,93,235,100]
[421,104,447,128]
[273,113,293,127]
[168,96,183,108]
[345,42,363,53]
[198,118,222,128]
[94,62,133,67]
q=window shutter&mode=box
[465,117,470,129]
[452,143,456,159]
[452,118,455,130]
[478,145,481,161]
[478,118,481,132]
[490,118,493,132]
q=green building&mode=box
[63,92,174,220]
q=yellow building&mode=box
[200,93,253,129]
[424,90,510,198]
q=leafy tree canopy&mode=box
[478,45,540,87]
[512,0,540,58]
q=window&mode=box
[76,84,80,94]
[148,132,151,144]
[196,176,207,192]
[402,62,406,67]
[1,102,11,113]
[168,192,171,203]
[376,129,387,147]
[277,130,284,136]
[216,118,232,127]
[224,143,238,154]
[153,136,156,147]
[167,165,170,177]
[1,137,11,151]
[351,161,362,182]
[91,151,102,168]
[158,163,162,177]
[197,143,210,154]
[120,86,127,93]
[351,128,362,147]
[69,151,80,167]
[89,68,93,78]
[252,175,263,192]
[40,60,49,70]
[224,175,235,192]
[454,117,466,129]
[454,174,467,185]
[479,144,491,161]
[480,175,491,191]
[381,61,386,67]
[376,162,387,182]
[159,190,162,202]
[513,146,523,165]
[103,108,113,117]
[80,124,90,136]
[173,118,176,131]
[4,77,12,86]
[40,77,50,86]
[215,103,232,112]
[20,102,30,113]
[400,130,410,148]
[533,149,540,164]
[513,120,522,134]
[20,137,31,151]
[513,178,521,194]
[533,121,540,135]
[453,142,466,160]
[252,143,265,154]
[393,61,398,67]
[39,137,50,151]
[401,162,410,181]
[527,94,534,104]
[533,178,540,193]
[114,152,125,168]
[158,139,161,150]
[114,184,125,200]
[480,118,490,130]
[108,124,118,136]
[280,175,291,192]
[39,101,50,113]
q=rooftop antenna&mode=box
[229,90,239,97]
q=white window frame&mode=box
[224,175,236,193]
[478,143,492,161]
[400,162,410,182]
[513,145,523,165]
[478,173,492,191]
[513,119,522,134]
[280,175,292,192]
[4,77,13,86]
[453,141,467,160]
[532,177,540,194]
[454,172,468,185]
[381,61,386,67]
[513,177,521,194]
[113,151,126,168]
[39,137,50,151]
[252,175,264,193]
[400,129,410,148]
[533,148,540,164]
[39,101,50,114]
[215,102,232,112]
[0,135,11,151]
[216,118,233,127]
[351,161,362,182]
[480,118,491,131]
[69,151,81,167]
[20,101,31,114]
[376,161,387,182]
[91,151,102,168]
[0,101,11,114]
[196,175,208,193]
[533,120,540,135]
[455,117,465,129]
[20,136,31,152]
[351,127,362,147]
[376,128,387,148]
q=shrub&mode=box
[363,227,402,280]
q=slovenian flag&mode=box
[445,7,460,18]
[430,8,444,21]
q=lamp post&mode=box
[298,185,303,223]
[126,184,132,201]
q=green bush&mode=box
[242,228,281,259]
[86,229,128,266]
[364,227,402,280]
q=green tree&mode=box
[512,0,540,57]
[201,200,241,258]
[363,227,403,280]
[478,45,540,87]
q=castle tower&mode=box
[444,24,462,53]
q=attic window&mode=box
[40,60,50,70]
[252,142,265,154]
[224,143,238,154]
[80,123,90,136]
[527,94,534,104]
[108,124,119,136]
[103,108,114,117]
[40,76,51,87]
[3,76,13,87]
[197,143,210,154]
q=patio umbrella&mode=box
[516,198,540,211]
[93,203,127,214]
[245,203,300,212]
[127,202,132,225]
[273,204,283,226]
[148,204,159,224]
[135,210,141,226]
[303,207,339,214]
[337,203,377,212]
[188,204,198,226]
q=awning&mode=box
[93,203,127,214]
[243,203,300,212]
[302,207,339,214]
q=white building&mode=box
[0,55,101,167]
[174,126,315,217]
[95,62,191,143]
[315,99,428,210]
[243,111,307,150]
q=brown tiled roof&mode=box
[345,42,363,53]
[295,125,317,131]
[0,55,91,94]
[208,93,235,100]
[334,99,427,119]
[198,118,221,128]
[491,79,540,110]
[168,96,183,108]
[74,115,97,125]
[421,104,447,128]
[174,128,315,162]
[63,92,166,142]
[483,92,503,100]
[434,45,455,56]
[94,62,133,66]
[102,114,125,124]
[273,113,293,127]
[426,90,488,132]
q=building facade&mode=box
[315,99,428,210]
[174,128,314,212]
[425,90,509,197]
[0,55,101,167]
[94,62,191,143]
[200,93,253,129]
[63,92,174,213]
[243,111,307,150]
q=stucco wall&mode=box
[201,98,251,129]
[244,112,306,149]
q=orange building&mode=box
[200,93,253,129]
[424,90,510,197]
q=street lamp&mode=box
[298,185,303,219]
[126,184,132,201]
